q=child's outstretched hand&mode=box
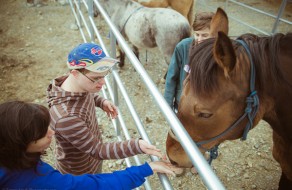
[148,161,176,176]
[102,100,118,119]
[139,140,167,159]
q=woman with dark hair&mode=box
[0,101,53,171]
[0,101,174,189]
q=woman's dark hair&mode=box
[0,101,50,170]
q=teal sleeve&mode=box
[164,45,182,109]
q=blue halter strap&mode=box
[236,39,260,140]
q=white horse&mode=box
[99,0,191,74]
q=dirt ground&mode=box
[0,0,291,189]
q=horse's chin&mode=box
[174,161,193,168]
[178,164,193,168]
[167,154,192,167]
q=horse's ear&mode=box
[213,31,236,77]
[210,7,229,37]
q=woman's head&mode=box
[192,12,215,44]
[0,101,53,170]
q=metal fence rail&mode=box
[68,1,154,189]
[226,0,292,34]
[68,0,226,189]
[198,0,292,35]
[67,0,292,189]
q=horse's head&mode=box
[166,8,264,168]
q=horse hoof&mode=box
[190,166,198,174]
[160,78,166,84]
[26,3,35,7]
[118,62,124,67]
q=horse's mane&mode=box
[188,33,289,97]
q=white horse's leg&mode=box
[133,46,139,60]
[116,43,126,67]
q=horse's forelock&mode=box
[189,38,219,97]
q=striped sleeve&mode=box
[55,116,144,160]
[93,93,105,108]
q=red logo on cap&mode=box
[69,60,86,67]
[91,47,102,56]
[69,60,76,66]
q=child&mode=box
[47,43,165,175]
[0,101,175,189]
[164,12,215,112]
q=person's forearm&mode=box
[100,162,153,189]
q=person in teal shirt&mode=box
[164,12,215,112]
[0,101,175,190]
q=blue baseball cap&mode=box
[67,43,118,74]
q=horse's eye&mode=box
[198,113,213,118]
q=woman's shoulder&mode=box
[0,161,59,189]
[177,37,194,47]
[37,160,55,172]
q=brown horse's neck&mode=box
[241,33,292,139]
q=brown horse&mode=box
[133,0,195,25]
[165,9,292,189]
